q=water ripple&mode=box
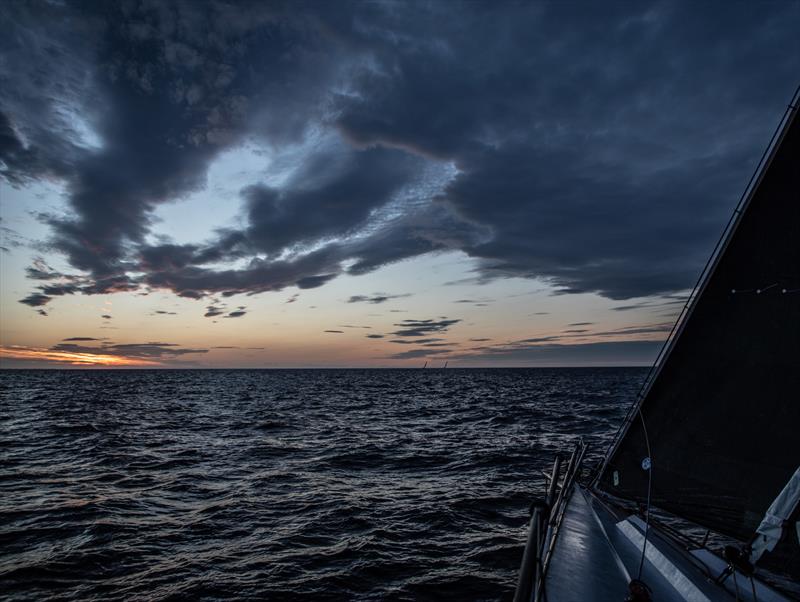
[0,368,644,600]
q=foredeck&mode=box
[543,485,630,600]
[542,486,790,602]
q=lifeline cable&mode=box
[636,408,653,582]
[749,575,758,602]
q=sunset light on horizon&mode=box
[0,345,161,367]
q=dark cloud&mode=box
[389,337,446,345]
[386,348,453,360]
[153,310,177,315]
[40,283,80,296]
[568,322,594,326]
[348,293,411,304]
[285,294,299,304]
[50,341,207,358]
[18,258,138,309]
[469,337,492,342]
[391,318,461,337]
[495,323,672,348]
[20,293,52,307]
[450,340,662,366]
[460,323,671,362]
[453,298,492,307]
[37,309,48,316]
[366,334,384,339]
[25,257,63,280]
[63,337,101,341]
[242,148,421,256]
[612,304,644,312]
[224,307,247,318]
[335,3,799,300]
[135,181,469,300]
[324,330,344,334]
[4,1,798,308]
[611,296,688,311]
[5,0,353,285]
[141,245,342,298]
[296,274,338,290]
[101,314,112,320]
[204,304,225,318]
[586,323,672,338]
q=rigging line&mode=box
[749,575,759,602]
[593,82,800,487]
[535,555,549,602]
[636,408,653,582]
[597,488,743,586]
[731,283,780,295]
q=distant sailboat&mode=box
[443,361,448,369]
[422,361,428,369]
[514,85,800,601]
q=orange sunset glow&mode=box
[0,346,160,367]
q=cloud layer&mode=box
[2,1,798,311]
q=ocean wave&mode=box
[0,368,642,600]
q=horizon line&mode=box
[0,364,653,370]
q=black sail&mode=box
[597,91,800,565]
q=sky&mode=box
[0,0,798,368]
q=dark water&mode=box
[0,368,645,601]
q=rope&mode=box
[535,555,549,602]
[749,574,759,602]
[636,408,653,582]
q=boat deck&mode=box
[543,486,790,602]
[543,485,629,600]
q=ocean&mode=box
[0,368,646,601]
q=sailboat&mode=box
[514,85,800,602]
